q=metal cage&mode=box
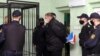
[0,0,39,56]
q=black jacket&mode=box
[0,24,6,45]
[45,19,66,51]
[84,24,100,54]
[3,21,25,51]
[0,24,6,51]
[33,25,46,46]
[79,23,93,47]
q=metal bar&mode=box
[31,8,34,56]
[32,9,33,30]
[8,0,39,4]
[8,3,11,23]
[7,0,9,3]
[24,10,25,25]
[28,9,30,56]
[0,2,38,9]
[36,4,39,26]
[21,9,23,25]
[3,8,4,24]
[22,6,37,10]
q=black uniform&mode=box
[84,24,100,56]
[2,21,25,56]
[33,25,47,56]
[0,24,7,55]
[79,23,93,56]
[45,19,66,56]
[0,24,6,47]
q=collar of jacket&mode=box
[11,21,19,24]
[96,24,100,29]
[49,18,56,24]
[83,23,89,26]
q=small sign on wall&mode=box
[68,0,86,7]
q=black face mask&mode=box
[90,21,94,25]
[40,21,44,26]
[79,20,84,25]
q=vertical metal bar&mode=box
[32,8,33,30]
[14,8,16,11]
[7,0,9,3]
[21,9,23,25]
[36,3,39,27]
[28,9,30,56]
[32,8,34,56]
[23,10,25,25]
[3,8,4,24]
[8,3,11,23]
[24,9,27,56]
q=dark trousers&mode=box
[2,50,22,56]
[36,45,47,56]
[82,47,88,56]
[47,50,62,56]
[87,54,100,56]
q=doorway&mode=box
[64,13,70,56]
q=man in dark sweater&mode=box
[2,10,26,56]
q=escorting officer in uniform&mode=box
[0,16,8,55]
[44,12,66,56]
[2,10,26,56]
[84,12,100,56]
[78,13,93,56]
[0,16,8,45]
[33,18,47,56]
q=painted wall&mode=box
[51,0,69,7]
[89,0,100,3]
[70,6,87,56]
[69,0,93,56]
[20,0,65,23]
[0,0,6,24]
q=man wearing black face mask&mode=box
[84,13,100,56]
[33,18,47,56]
[77,13,93,56]
[90,20,94,26]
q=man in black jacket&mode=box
[0,16,8,55]
[33,18,47,56]
[44,12,66,56]
[78,13,93,56]
[2,10,26,56]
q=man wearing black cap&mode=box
[2,10,26,56]
[78,13,93,56]
[33,18,47,56]
[84,12,100,56]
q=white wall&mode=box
[70,0,93,56]
[20,0,64,23]
[51,0,69,7]
[0,0,6,2]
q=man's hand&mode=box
[90,34,95,39]
[0,29,2,33]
